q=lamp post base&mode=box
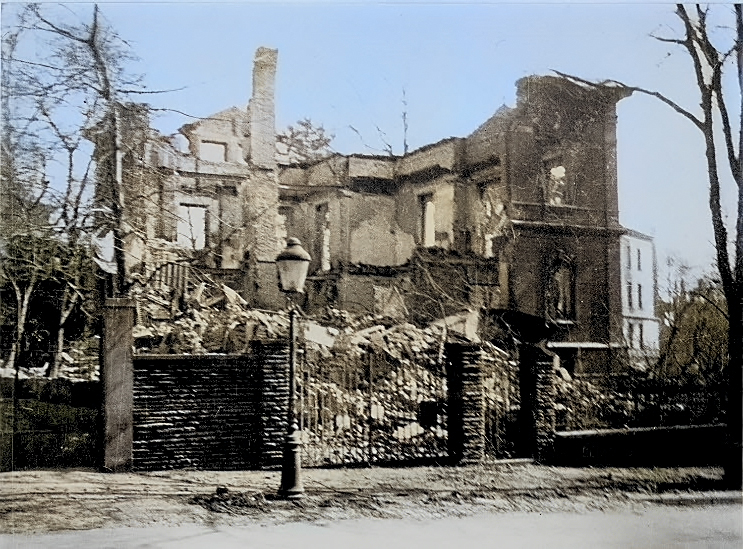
[278,427,304,499]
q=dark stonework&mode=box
[130,341,289,471]
[446,343,485,465]
[101,298,135,472]
[132,354,260,470]
[256,341,291,470]
[519,344,557,463]
[534,354,557,462]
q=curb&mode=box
[633,491,742,506]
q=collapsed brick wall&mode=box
[132,341,288,471]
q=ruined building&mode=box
[119,47,283,309]
[120,48,659,374]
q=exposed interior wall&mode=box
[455,170,509,256]
[349,195,416,266]
[395,176,456,249]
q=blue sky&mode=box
[3,2,740,289]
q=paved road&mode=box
[2,504,741,549]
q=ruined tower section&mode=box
[243,47,281,308]
[501,77,633,372]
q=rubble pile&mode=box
[553,369,635,431]
[299,325,516,466]
[297,319,450,466]
[133,283,290,354]
[480,343,521,457]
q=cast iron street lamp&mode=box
[275,237,311,499]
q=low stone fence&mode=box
[132,342,288,471]
[552,424,726,467]
[101,300,559,471]
[100,295,498,472]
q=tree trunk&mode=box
[50,289,79,378]
[50,325,66,379]
[8,283,32,471]
[724,313,742,488]
[6,283,33,374]
[723,3,743,491]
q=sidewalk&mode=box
[1,463,739,534]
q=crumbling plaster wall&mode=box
[463,76,626,229]
[454,172,509,257]
[508,76,627,224]
[349,194,415,266]
[282,189,416,271]
[181,108,250,164]
[121,47,281,309]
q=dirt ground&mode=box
[0,461,733,534]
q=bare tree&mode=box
[2,4,149,375]
[277,118,334,164]
[558,4,741,487]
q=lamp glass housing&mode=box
[276,238,311,293]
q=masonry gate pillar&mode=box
[257,341,291,470]
[518,343,557,463]
[446,343,485,465]
[101,298,135,472]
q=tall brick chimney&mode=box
[249,47,278,169]
[242,47,280,309]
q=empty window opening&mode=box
[315,203,331,271]
[546,254,575,321]
[200,141,227,162]
[177,204,207,250]
[544,157,568,206]
[219,184,238,197]
[484,234,495,259]
[419,193,435,247]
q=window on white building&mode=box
[626,245,631,269]
[637,248,642,271]
[638,283,643,310]
[626,281,633,309]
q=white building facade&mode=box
[620,230,660,365]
